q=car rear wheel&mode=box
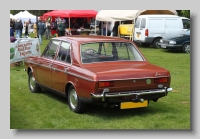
[68,86,86,114]
[182,43,190,53]
[153,38,161,48]
[28,71,42,93]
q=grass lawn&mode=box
[10,33,190,129]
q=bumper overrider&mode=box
[90,87,173,102]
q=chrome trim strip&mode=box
[99,76,170,81]
[67,72,94,82]
[90,88,173,99]
[52,68,65,73]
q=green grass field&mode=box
[10,33,190,129]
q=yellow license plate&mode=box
[120,100,148,109]
[137,34,140,38]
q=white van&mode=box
[133,15,190,48]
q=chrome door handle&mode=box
[65,68,68,72]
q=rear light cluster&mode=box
[145,29,148,37]
[99,81,114,88]
[154,77,168,83]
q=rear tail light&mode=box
[154,77,168,83]
[99,81,114,88]
[145,29,148,37]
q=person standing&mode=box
[33,22,38,38]
[57,20,66,36]
[24,21,31,37]
[37,19,46,44]
[15,19,23,38]
[19,20,23,38]
[45,20,51,39]
[10,23,14,37]
[112,21,119,37]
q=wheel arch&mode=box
[152,37,162,44]
[65,82,74,97]
[27,67,33,75]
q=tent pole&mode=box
[106,22,107,36]
[95,19,96,34]
[101,22,103,36]
[69,18,70,28]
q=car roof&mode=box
[137,14,180,18]
[52,35,131,43]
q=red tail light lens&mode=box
[154,77,168,83]
[145,29,148,37]
[99,81,114,88]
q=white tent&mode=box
[14,10,37,24]
[96,10,178,21]
[95,10,178,38]
[10,14,14,19]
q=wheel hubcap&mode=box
[30,74,36,91]
[69,89,78,109]
[185,44,190,53]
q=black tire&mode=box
[153,38,161,48]
[28,71,42,93]
[68,85,86,114]
[182,43,190,53]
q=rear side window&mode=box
[140,18,146,28]
[135,18,140,28]
[57,42,71,63]
[182,19,190,29]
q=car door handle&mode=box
[64,68,68,72]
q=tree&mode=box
[176,10,190,18]
[181,10,190,18]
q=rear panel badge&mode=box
[146,79,151,84]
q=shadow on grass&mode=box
[40,89,175,119]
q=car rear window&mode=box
[80,42,144,63]
[135,18,140,28]
[140,18,146,28]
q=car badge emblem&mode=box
[146,79,151,84]
[155,72,163,76]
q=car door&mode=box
[134,17,144,41]
[36,40,60,88]
[51,41,72,93]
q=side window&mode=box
[140,18,146,28]
[42,40,60,59]
[182,19,190,29]
[57,41,71,63]
[135,18,140,28]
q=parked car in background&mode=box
[158,33,190,53]
[24,35,173,114]
[134,14,190,48]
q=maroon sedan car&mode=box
[24,35,173,114]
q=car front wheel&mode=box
[28,71,42,93]
[182,43,190,53]
[68,86,86,114]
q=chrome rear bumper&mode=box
[90,87,173,102]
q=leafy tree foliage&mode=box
[176,10,190,18]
